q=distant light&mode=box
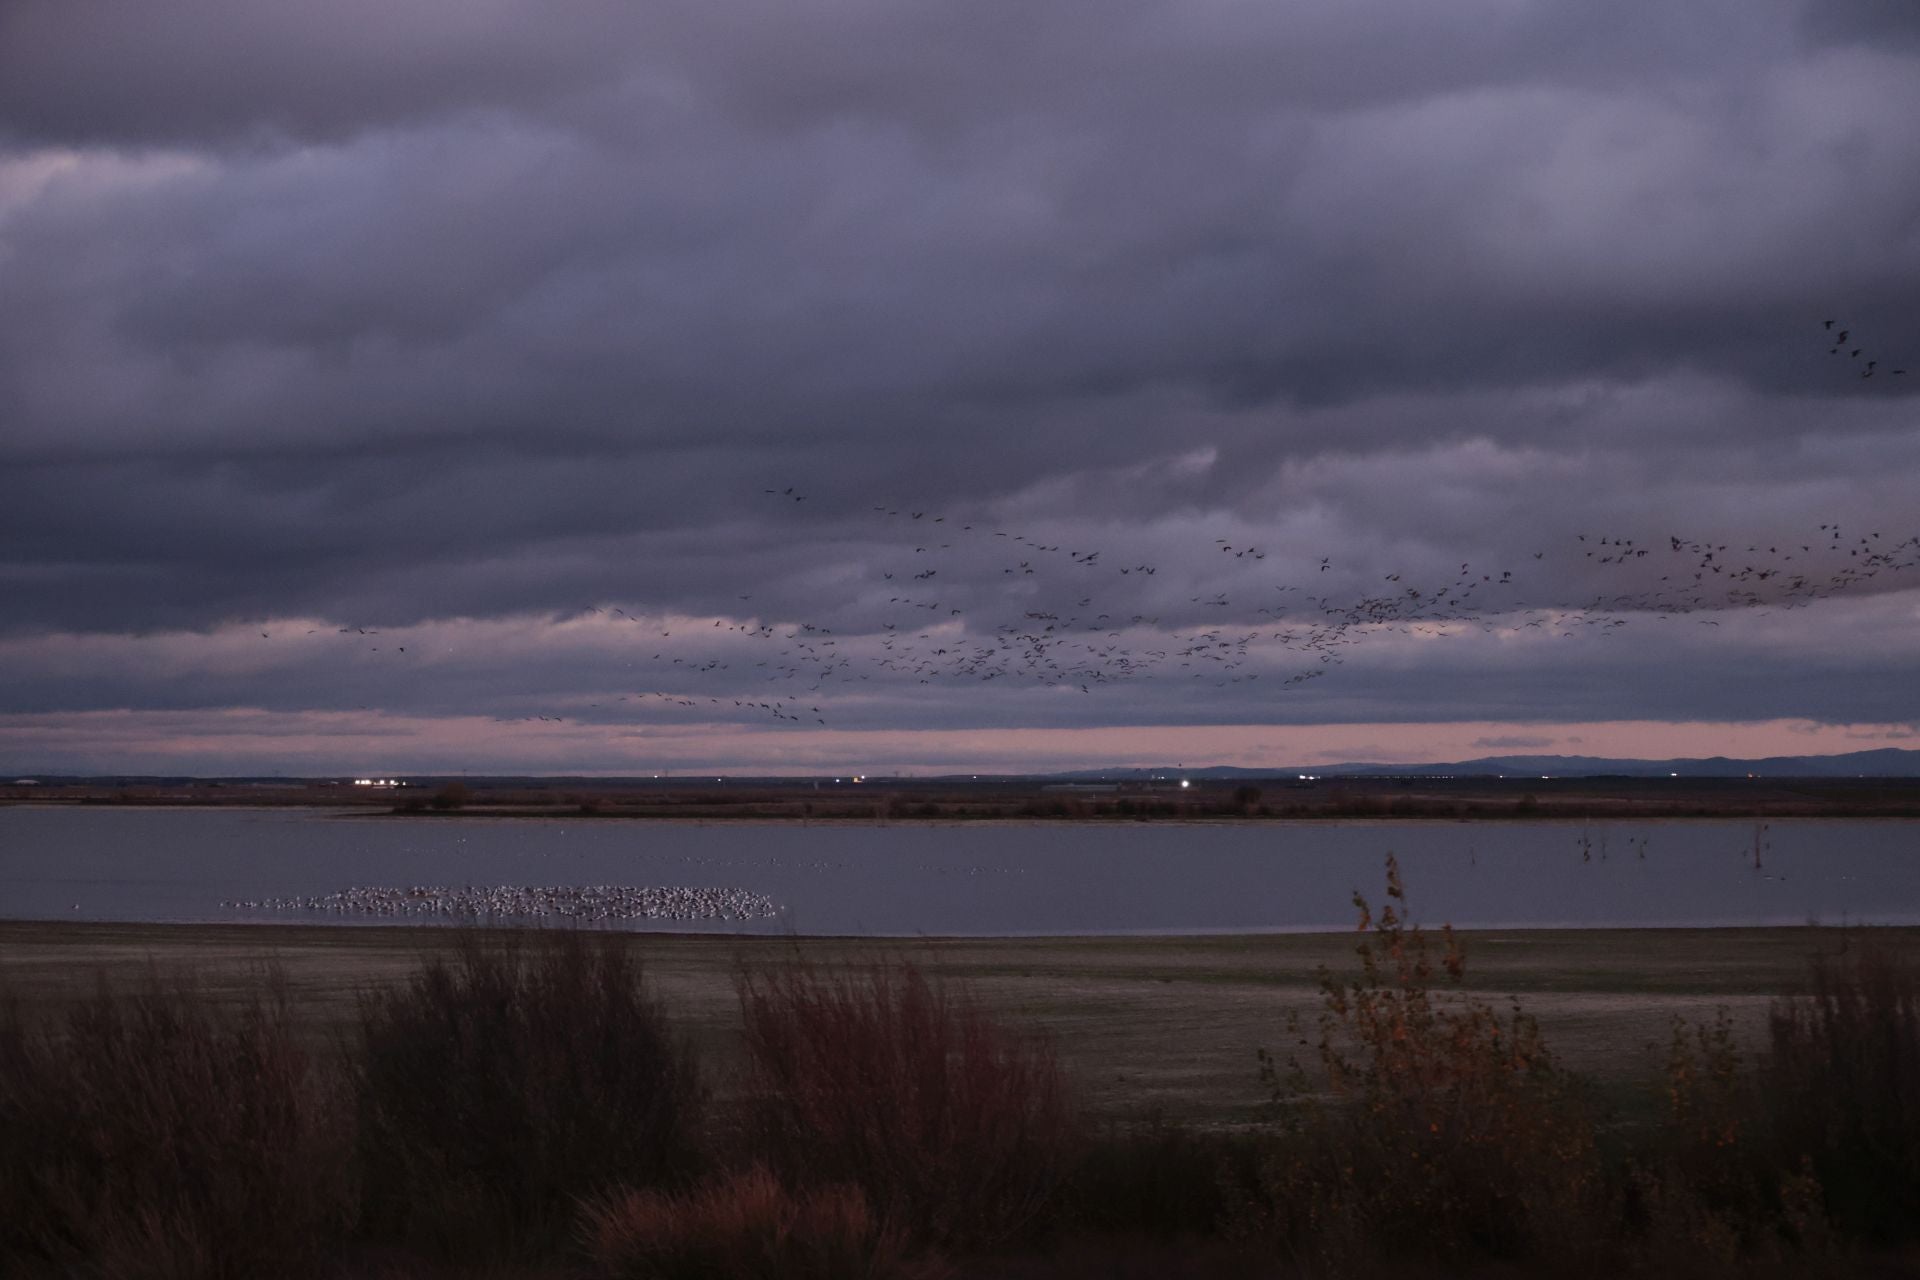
[1670,772,1678,778]
[1541,775,1550,780]
[1180,780,1191,789]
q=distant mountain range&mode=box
[1050,747,1920,780]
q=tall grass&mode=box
[352,930,704,1260]
[1764,939,1920,1245]
[583,1164,924,1279]
[736,960,1076,1253]
[0,969,351,1279]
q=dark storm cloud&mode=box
[0,0,651,146]
[1,0,1792,148]
[3,0,1919,765]
[6,0,1917,468]
[1801,0,1920,51]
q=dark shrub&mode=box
[353,930,704,1259]
[1764,939,1920,1245]
[0,969,351,1279]
[1627,1009,1829,1272]
[1239,857,1605,1270]
[737,960,1076,1253]
[1062,1115,1253,1241]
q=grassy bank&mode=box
[1,920,1894,1125]
[4,897,1918,1276]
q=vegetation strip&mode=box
[4,875,1919,1277]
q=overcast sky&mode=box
[3,0,1918,776]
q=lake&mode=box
[0,807,1914,936]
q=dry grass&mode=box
[2,904,1917,1276]
[0,968,351,1279]
[2,918,1894,1127]
[1765,940,1920,1245]
[583,1164,930,1279]
[351,930,705,1261]
[737,959,1078,1253]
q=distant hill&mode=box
[1050,747,1920,780]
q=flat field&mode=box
[7,921,1914,1126]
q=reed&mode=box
[1764,938,1920,1245]
[351,929,704,1261]
[583,1164,926,1279]
[0,968,351,1279]
[736,959,1077,1253]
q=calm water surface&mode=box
[1,807,1915,935]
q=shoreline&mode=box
[12,917,1920,942]
[13,799,1920,824]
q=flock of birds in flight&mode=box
[251,320,1914,732]
[1823,319,1907,379]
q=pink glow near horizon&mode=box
[2,708,1914,776]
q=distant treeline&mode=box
[15,774,1920,821]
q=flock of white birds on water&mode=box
[224,883,780,923]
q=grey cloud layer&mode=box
[2,0,1918,754]
[1,0,1796,146]
[6,586,1918,730]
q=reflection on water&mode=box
[0,807,1914,936]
